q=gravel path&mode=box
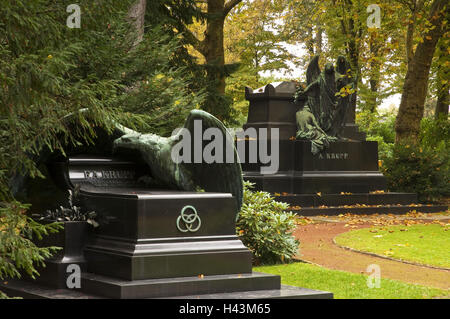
[293,219,450,290]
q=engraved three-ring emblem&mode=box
[176,205,201,233]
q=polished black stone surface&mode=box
[81,189,238,239]
[244,82,301,140]
[241,81,374,194]
[293,140,379,171]
[341,123,366,141]
[81,189,252,280]
[84,237,252,281]
[241,140,380,172]
[80,272,282,299]
[237,85,448,215]
[44,155,252,281]
[242,140,387,194]
[0,279,100,299]
[28,221,88,289]
[245,171,387,194]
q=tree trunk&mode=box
[128,0,147,47]
[306,25,315,56]
[395,0,447,144]
[315,26,323,56]
[337,0,361,124]
[435,38,449,119]
[254,48,260,83]
[170,0,242,119]
[345,21,360,124]
[367,32,381,113]
[204,0,226,95]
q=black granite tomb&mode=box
[242,81,385,194]
[241,82,447,215]
[2,154,332,299]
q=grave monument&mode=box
[241,55,447,215]
[1,109,332,299]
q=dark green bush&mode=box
[419,116,450,150]
[236,182,300,265]
[357,109,449,203]
[382,118,449,203]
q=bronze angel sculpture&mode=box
[294,55,355,154]
[113,110,244,212]
[11,110,244,218]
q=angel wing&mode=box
[177,110,244,215]
[306,55,321,85]
[305,55,322,124]
[113,109,244,216]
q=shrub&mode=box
[382,142,449,203]
[382,117,449,203]
[236,182,300,265]
[419,116,450,150]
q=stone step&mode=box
[0,278,333,299]
[274,192,418,207]
[289,204,448,216]
[80,272,281,299]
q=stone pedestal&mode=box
[81,189,252,281]
[28,221,88,289]
[242,140,386,194]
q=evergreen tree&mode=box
[0,0,204,296]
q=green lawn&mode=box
[334,224,450,269]
[254,262,449,299]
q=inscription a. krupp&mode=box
[317,153,349,160]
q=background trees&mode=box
[148,0,244,122]
[223,0,296,122]
[395,0,448,143]
[2,1,447,198]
